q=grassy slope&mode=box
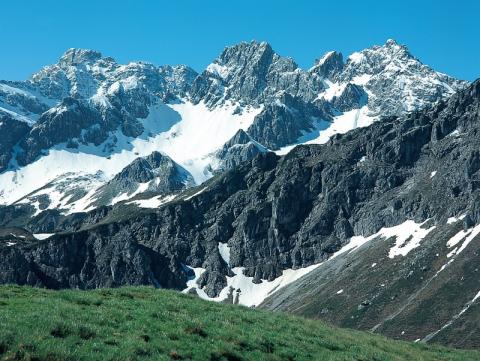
[0,286,478,361]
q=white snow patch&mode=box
[184,186,207,201]
[184,262,322,307]
[371,263,377,268]
[430,171,437,178]
[33,233,54,240]
[318,80,347,101]
[275,106,375,156]
[218,243,230,265]
[336,289,344,294]
[446,223,480,258]
[348,52,365,63]
[447,247,458,259]
[447,229,470,249]
[206,63,230,79]
[128,194,176,209]
[447,214,466,224]
[456,225,480,254]
[309,106,375,145]
[386,220,436,258]
[352,74,372,85]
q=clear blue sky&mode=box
[1,0,478,81]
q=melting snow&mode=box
[447,214,466,224]
[386,220,435,258]
[33,233,54,240]
[275,106,375,155]
[206,63,230,79]
[128,194,176,209]
[183,218,440,307]
[446,223,480,257]
[184,186,208,201]
[318,80,347,101]
[218,243,230,265]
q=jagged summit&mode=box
[58,48,106,66]
[205,40,279,80]
[346,39,412,66]
[219,40,273,59]
[310,50,344,78]
[385,38,400,46]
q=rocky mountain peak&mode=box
[224,129,252,147]
[204,40,278,81]
[310,50,344,78]
[217,40,274,66]
[58,48,105,67]
[345,39,412,68]
[194,40,319,106]
[385,38,399,47]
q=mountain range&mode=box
[1,39,478,349]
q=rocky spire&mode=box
[59,48,104,66]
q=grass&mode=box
[0,286,478,361]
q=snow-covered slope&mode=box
[0,40,468,216]
[1,101,262,213]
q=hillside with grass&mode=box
[0,287,478,361]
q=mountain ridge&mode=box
[1,77,479,347]
[0,39,467,218]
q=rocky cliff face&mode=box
[0,112,30,172]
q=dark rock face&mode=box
[0,226,186,290]
[17,98,101,165]
[0,113,30,172]
[247,93,329,149]
[331,83,368,112]
[214,129,265,172]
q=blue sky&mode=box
[1,0,478,81]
